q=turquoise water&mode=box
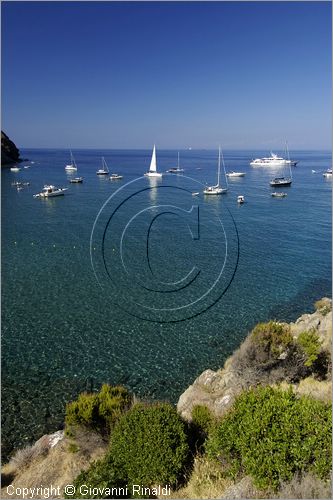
[2,149,331,458]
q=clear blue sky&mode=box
[1,1,331,149]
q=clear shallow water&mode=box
[2,149,331,458]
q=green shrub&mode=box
[65,455,127,499]
[251,321,293,358]
[192,405,215,436]
[206,386,332,491]
[65,384,132,434]
[297,330,321,367]
[109,402,190,491]
[68,442,79,453]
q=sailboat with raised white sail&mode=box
[203,147,228,195]
[144,145,162,177]
[65,150,78,171]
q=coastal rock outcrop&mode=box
[1,428,108,499]
[1,131,21,165]
[177,299,332,421]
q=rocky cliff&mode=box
[177,298,332,421]
[1,131,21,165]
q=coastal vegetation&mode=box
[206,386,332,490]
[2,300,332,499]
[65,384,132,436]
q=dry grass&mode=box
[314,298,332,315]
[1,429,108,499]
[295,377,332,402]
[274,472,332,499]
[166,456,233,499]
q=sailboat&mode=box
[144,145,162,177]
[167,152,184,173]
[203,147,228,195]
[269,146,292,187]
[96,157,109,175]
[65,150,78,171]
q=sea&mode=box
[1,149,331,459]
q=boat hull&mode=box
[144,172,162,177]
[203,188,228,195]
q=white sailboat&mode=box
[65,150,77,171]
[203,147,228,195]
[144,145,162,177]
[96,157,109,175]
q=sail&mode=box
[149,145,157,172]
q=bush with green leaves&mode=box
[206,386,332,490]
[192,405,215,438]
[109,402,190,491]
[65,384,132,435]
[251,321,293,359]
[65,455,128,499]
[297,330,321,368]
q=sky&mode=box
[1,1,332,149]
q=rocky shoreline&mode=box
[177,298,332,421]
[1,131,22,165]
[1,299,331,499]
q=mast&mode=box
[285,141,292,179]
[221,147,228,188]
[177,152,180,169]
[217,147,221,186]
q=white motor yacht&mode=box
[250,151,298,167]
[34,185,68,198]
[323,169,332,178]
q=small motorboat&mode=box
[69,177,83,183]
[312,170,317,174]
[271,192,287,198]
[24,166,30,169]
[10,167,21,172]
[34,185,68,198]
[110,173,123,181]
[226,171,245,177]
[192,192,200,196]
[237,195,245,204]
[323,169,332,178]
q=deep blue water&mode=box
[1,149,331,456]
